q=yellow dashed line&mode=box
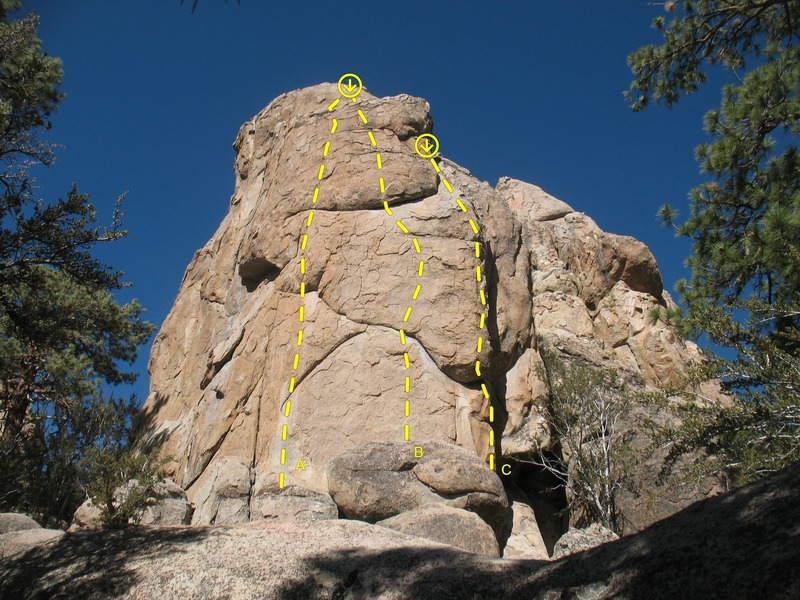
[281,425,288,441]
[318,164,325,180]
[412,284,421,300]
[405,376,410,393]
[313,187,320,204]
[442,178,454,193]
[413,238,421,254]
[418,261,424,276]
[396,220,409,234]
[327,98,340,111]
[300,281,306,297]
[293,353,300,369]
[299,306,304,322]
[376,153,382,170]
[289,377,296,393]
[475,242,481,257]
[404,424,410,441]
[323,141,331,157]
[475,360,481,376]
[480,289,487,305]
[489,429,494,446]
[489,406,494,422]
[297,330,303,346]
[430,158,441,172]
[357,109,368,124]
[331,119,338,134]
[476,265,482,282]
[368,131,377,147]
[469,218,479,234]
[284,401,291,417]
[403,306,413,322]
[399,329,406,345]
[479,313,485,329]
[307,211,314,227]
[300,258,306,274]
[301,234,308,250]
[404,400,410,417]
[279,472,285,487]
[477,336,483,353]
[379,177,386,193]
[481,383,490,399]
[489,454,495,470]
[404,352,410,369]
[456,198,467,212]
[383,201,393,216]
[280,448,287,464]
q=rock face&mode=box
[377,503,500,557]
[137,83,705,535]
[551,523,619,559]
[326,441,509,538]
[0,512,40,534]
[2,461,799,599]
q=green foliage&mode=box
[79,443,167,527]
[0,4,155,525]
[661,300,800,484]
[628,1,800,485]
[527,352,640,533]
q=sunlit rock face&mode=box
[137,83,697,532]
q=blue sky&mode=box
[22,1,725,402]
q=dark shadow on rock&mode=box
[0,525,210,600]
[272,461,800,599]
[131,392,171,451]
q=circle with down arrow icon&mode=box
[337,73,363,99]
[414,133,439,159]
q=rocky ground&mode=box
[1,460,798,600]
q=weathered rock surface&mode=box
[139,479,193,526]
[0,528,63,559]
[502,487,550,560]
[69,500,102,531]
[249,483,338,522]
[327,441,509,536]
[552,523,619,559]
[0,512,40,534]
[2,461,799,599]
[136,83,710,534]
[377,503,500,557]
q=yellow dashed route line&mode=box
[275,86,344,489]
[276,73,430,488]
[415,133,496,472]
[348,81,425,444]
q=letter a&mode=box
[295,459,306,471]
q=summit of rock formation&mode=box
[136,82,713,552]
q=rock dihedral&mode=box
[138,83,700,538]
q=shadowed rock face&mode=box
[137,83,702,531]
[2,460,799,599]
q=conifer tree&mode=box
[0,1,156,524]
[628,0,800,483]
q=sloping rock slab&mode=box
[0,528,63,560]
[327,441,509,535]
[377,503,500,557]
[0,513,40,534]
[2,459,799,598]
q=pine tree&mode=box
[0,1,156,524]
[627,0,800,483]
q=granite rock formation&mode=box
[137,83,709,549]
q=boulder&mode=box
[377,503,500,557]
[0,512,40,534]
[250,480,338,522]
[0,528,62,559]
[2,461,800,599]
[139,479,192,526]
[552,523,619,559]
[69,500,102,531]
[326,441,509,536]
